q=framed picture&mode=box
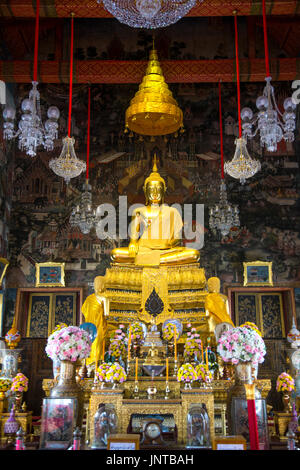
[0,258,9,288]
[35,262,65,288]
[243,261,273,287]
[39,397,77,450]
[212,435,247,450]
[107,434,140,450]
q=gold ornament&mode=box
[125,47,183,136]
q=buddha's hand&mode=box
[129,242,138,257]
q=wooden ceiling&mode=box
[0,1,300,83]
[0,1,299,18]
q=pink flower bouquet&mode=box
[276,372,295,392]
[106,363,127,384]
[11,373,28,393]
[96,363,111,382]
[217,326,266,365]
[45,326,91,362]
[177,363,197,384]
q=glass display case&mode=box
[186,404,211,448]
[0,348,21,378]
[92,404,118,449]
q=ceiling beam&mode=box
[0,58,298,83]
[0,1,299,18]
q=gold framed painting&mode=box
[35,262,65,288]
[243,261,273,287]
[0,258,9,288]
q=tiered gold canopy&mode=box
[125,48,183,136]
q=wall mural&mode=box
[1,19,300,332]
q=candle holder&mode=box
[173,359,178,377]
[133,380,139,399]
[164,381,170,400]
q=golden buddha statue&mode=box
[81,276,110,366]
[111,157,200,266]
[205,277,234,339]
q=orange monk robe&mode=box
[81,293,108,366]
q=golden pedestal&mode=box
[273,411,293,439]
[88,382,214,447]
[104,262,208,329]
[0,411,32,442]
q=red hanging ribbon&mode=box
[218,80,224,179]
[234,14,242,138]
[33,0,40,82]
[68,15,74,138]
[262,0,270,77]
[247,399,260,450]
[86,86,91,181]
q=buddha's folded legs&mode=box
[159,248,200,265]
[110,247,134,264]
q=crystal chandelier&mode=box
[70,181,96,234]
[2,0,59,157]
[209,82,240,237]
[98,0,198,29]
[240,0,297,152]
[69,87,96,234]
[49,14,86,184]
[224,14,260,184]
[224,136,261,185]
[209,182,240,237]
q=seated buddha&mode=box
[111,157,200,266]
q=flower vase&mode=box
[50,360,81,399]
[227,362,261,435]
[282,392,292,413]
[52,356,61,380]
[111,382,119,390]
[14,391,23,412]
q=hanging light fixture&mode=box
[98,0,199,29]
[209,81,240,237]
[224,13,261,185]
[2,0,60,157]
[240,0,297,152]
[49,14,86,184]
[70,87,96,234]
[125,43,183,136]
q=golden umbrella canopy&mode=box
[125,47,183,136]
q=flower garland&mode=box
[0,378,12,393]
[276,372,295,392]
[162,323,179,342]
[11,373,28,393]
[130,322,145,344]
[183,324,202,360]
[195,364,213,384]
[45,326,91,362]
[95,363,111,382]
[106,363,127,384]
[217,325,266,365]
[240,322,262,337]
[108,324,127,360]
[177,363,197,384]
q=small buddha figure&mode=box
[205,277,234,338]
[111,156,200,266]
[81,276,110,366]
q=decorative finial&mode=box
[153,154,158,172]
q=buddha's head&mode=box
[143,155,166,205]
[207,277,220,294]
[94,275,106,294]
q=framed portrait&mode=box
[243,261,273,287]
[39,397,77,450]
[0,258,9,288]
[35,262,65,288]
